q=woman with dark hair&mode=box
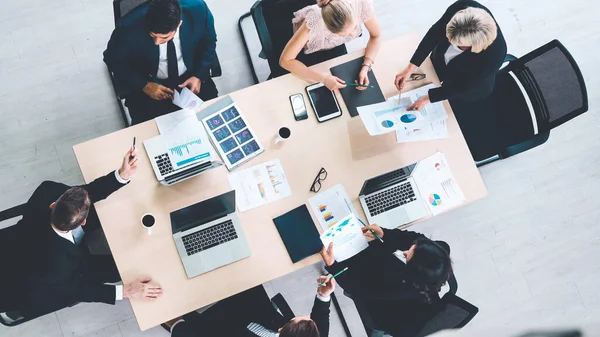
[321,224,452,336]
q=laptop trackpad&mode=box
[374,207,409,229]
[203,243,235,270]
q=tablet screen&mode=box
[308,85,339,118]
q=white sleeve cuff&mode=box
[316,293,331,302]
[115,285,123,301]
[170,319,186,332]
[114,169,130,184]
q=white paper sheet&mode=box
[396,119,448,143]
[227,159,291,212]
[308,184,358,232]
[172,87,204,113]
[163,118,213,170]
[155,109,199,135]
[320,214,369,262]
[412,152,465,215]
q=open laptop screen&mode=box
[170,190,236,234]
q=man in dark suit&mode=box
[161,276,334,337]
[104,0,219,125]
[2,148,163,322]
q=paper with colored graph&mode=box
[227,159,291,212]
[319,214,368,262]
[412,152,464,215]
[172,87,204,113]
[308,184,357,232]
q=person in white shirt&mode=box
[1,147,163,322]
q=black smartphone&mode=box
[290,94,308,121]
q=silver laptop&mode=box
[170,190,251,278]
[359,163,428,229]
[144,135,222,186]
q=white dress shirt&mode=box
[156,28,188,79]
[51,170,130,301]
[444,44,465,65]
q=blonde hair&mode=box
[317,0,355,34]
[446,7,497,53]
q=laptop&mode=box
[144,135,222,186]
[358,163,428,229]
[170,190,251,278]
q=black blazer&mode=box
[103,0,217,95]
[410,0,507,103]
[326,229,443,337]
[170,296,331,337]
[17,172,126,316]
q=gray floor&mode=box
[1,0,599,336]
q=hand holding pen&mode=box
[316,274,337,297]
[360,223,385,243]
[118,137,139,181]
[143,79,174,100]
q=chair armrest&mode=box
[271,293,295,321]
[505,54,517,62]
[210,54,222,78]
[499,130,550,159]
[448,273,458,295]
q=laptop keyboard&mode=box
[182,220,238,256]
[365,182,417,216]
[155,153,175,176]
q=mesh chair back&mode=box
[415,293,479,337]
[113,0,149,24]
[508,40,588,132]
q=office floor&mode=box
[0,0,599,336]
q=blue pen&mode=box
[344,198,384,243]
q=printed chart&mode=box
[320,214,368,262]
[412,152,464,215]
[308,184,357,231]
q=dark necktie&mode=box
[167,39,179,82]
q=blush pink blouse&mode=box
[292,0,375,54]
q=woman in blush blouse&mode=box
[280,0,382,91]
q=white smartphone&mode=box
[305,82,342,123]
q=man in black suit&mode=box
[4,147,163,321]
[104,0,219,125]
[162,276,334,337]
[394,0,507,112]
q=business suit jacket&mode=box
[103,0,217,95]
[15,172,126,316]
[171,296,331,337]
[410,0,507,104]
[326,229,444,337]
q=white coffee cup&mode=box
[274,127,291,144]
[141,213,156,236]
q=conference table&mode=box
[73,33,487,330]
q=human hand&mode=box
[320,242,335,267]
[123,277,163,300]
[361,224,384,240]
[317,275,336,297]
[394,64,417,92]
[322,75,347,91]
[178,76,202,94]
[408,95,430,111]
[118,146,139,181]
[356,66,370,91]
[143,82,174,100]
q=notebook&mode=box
[330,57,386,117]
[273,205,322,263]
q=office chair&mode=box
[109,0,223,126]
[462,40,588,166]
[239,0,348,83]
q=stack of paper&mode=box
[308,184,357,232]
[320,214,368,262]
[227,159,291,212]
[172,87,204,113]
[356,83,449,143]
[412,152,464,215]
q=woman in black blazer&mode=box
[395,0,507,114]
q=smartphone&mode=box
[290,94,308,121]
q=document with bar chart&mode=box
[165,119,212,170]
[308,184,357,232]
[412,152,465,215]
[227,159,291,212]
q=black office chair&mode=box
[108,0,223,127]
[461,40,588,166]
[239,0,348,83]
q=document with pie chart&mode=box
[357,83,447,136]
[412,152,465,216]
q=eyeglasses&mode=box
[407,73,426,82]
[310,168,328,193]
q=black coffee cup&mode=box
[141,213,156,236]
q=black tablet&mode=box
[306,82,342,122]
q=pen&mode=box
[129,137,136,160]
[356,217,384,243]
[344,82,375,89]
[319,267,349,286]
[344,199,384,243]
